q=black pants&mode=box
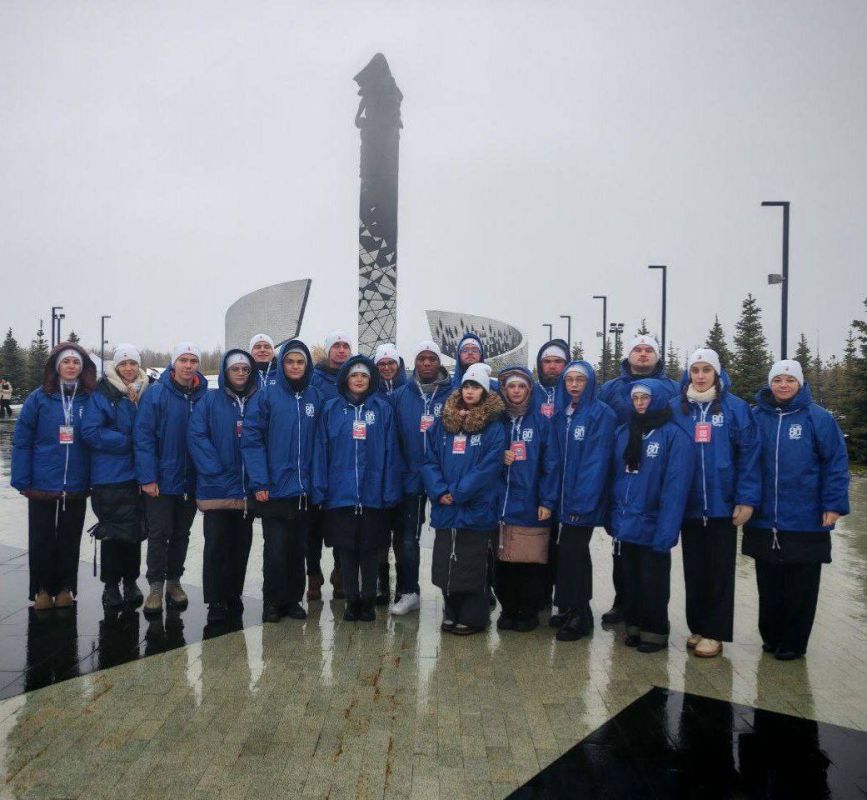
[496,561,546,619]
[612,549,624,609]
[144,494,197,583]
[681,517,737,641]
[443,591,490,628]
[27,497,87,599]
[337,545,379,600]
[754,561,822,655]
[554,524,593,610]
[262,504,309,606]
[202,510,253,606]
[379,504,404,588]
[101,540,142,584]
[306,507,341,576]
[620,541,671,644]
[0,399,13,417]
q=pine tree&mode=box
[794,333,812,374]
[597,337,618,382]
[0,328,25,393]
[67,330,81,344]
[26,322,49,394]
[729,293,773,399]
[843,298,867,463]
[612,332,624,367]
[665,341,682,380]
[636,318,650,336]
[843,329,857,370]
[571,341,584,360]
[704,315,733,368]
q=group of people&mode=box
[10,326,850,661]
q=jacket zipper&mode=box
[500,416,521,519]
[354,403,363,513]
[295,393,306,508]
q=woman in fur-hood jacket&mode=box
[422,363,506,635]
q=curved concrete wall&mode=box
[225,279,311,351]
[425,310,527,373]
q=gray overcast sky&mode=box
[1,1,866,366]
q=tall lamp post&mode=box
[648,265,668,350]
[100,315,112,376]
[609,322,624,363]
[592,295,608,381]
[50,306,64,348]
[542,322,553,341]
[762,201,790,359]
[559,315,572,352]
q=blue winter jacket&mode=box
[378,357,407,406]
[422,390,508,531]
[750,383,849,532]
[311,363,340,402]
[133,366,208,496]
[241,340,321,500]
[449,332,500,392]
[312,355,403,510]
[532,338,570,416]
[188,350,257,502]
[669,370,762,520]
[599,359,679,425]
[393,367,453,496]
[608,380,695,552]
[82,375,149,487]
[498,367,559,526]
[548,361,617,527]
[254,359,278,394]
[12,385,91,495]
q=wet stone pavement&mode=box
[0,418,866,798]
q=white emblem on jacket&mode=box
[712,413,724,427]
[521,428,533,442]
[646,442,661,458]
[365,410,376,425]
[573,425,585,441]
[789,423,802,440]
[305,403,315,417]
[470,434,482,446]
[433,403,443,416]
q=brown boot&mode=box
[33,590,53,611]
[330,568,345,600]
[54,589,75,608]
[144,582,164,614]
[306,573,324,601]
[165,580,188,609]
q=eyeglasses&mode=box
[228,365,251,374]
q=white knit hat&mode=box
[113,344,141,365]
[347,363,371,378]
[504,373,531,388]
[459,337,482,353]
[411,340,442,363]
[282,345,308,362]
[769,359,804,386]
[687,348,721,376]
[325,330,352,353]
[172,341,201,363]
[565,363,590,379]
[249,333,274,351]
[56,348,82,366]
[225,352,252,370]
[628,335,661,358]
[631,383,653,397]
[373,343,400,365]
[462,363,492,391]
[541,344,569,361]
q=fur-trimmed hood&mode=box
[43,341,97,395]
[102,360,151,402]
[442,389,504,434]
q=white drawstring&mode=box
[446,528,458,596]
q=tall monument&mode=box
[354,53,403,355]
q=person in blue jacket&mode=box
[495,367,558,632]
[449,332,500,392]
[134,341,208,615]
[532,338,570,417]
[547,361,617,642]
[311,330,352,402]
[188,349,258,624]
[670,349,761,659]
[598,334,679,624]
[249,333,277,393]
[608,379,694,653]
[82,343,152,611]
[241,340,321,623]
[12,342,96,610]
[742,359,849,660]
[373,342,407,605]
[312,355,402,622]
[422,363,506,635]
[390,340,453,617]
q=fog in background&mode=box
[1,1,866,365]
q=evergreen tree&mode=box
[571,341,584,360]
[0,328,25,393]
[843,329,857,370]
[597,336,618,383]
[843,298,867,463]
[636,318,650,336]
[612,332,624,367]
[26,322,49,394]
[794,333,812,373]
[665,341,682,381]
[67,330,81,344]
[729,293,773,399]
[811,349,824,406]
[704,315,733,368]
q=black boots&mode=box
[122,579,144,608]
[102,583,123,610]
[556,607,593,642]
[376,563,390,606]
[344,597,376,622]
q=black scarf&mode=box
[624,407,672,472]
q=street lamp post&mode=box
[592,295,608,381]
[609,322,624,363]
[559,315,572,352]
[762,201,790,359]
[648,265,668,351]
[542,323,553,341]
[50,306,63,348]
[100,315,112,376]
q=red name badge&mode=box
[695,423,712,444]
[353,421,367,440]
[452,434,467,454]
[236,419,243,438]
[540,403,554,418]
[510,441,527,461]
[59,425,74,445]
[419,414,435,432]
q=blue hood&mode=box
[554,360,598,413]
[755,381,813,413]
[275,339,313,392]
[337,355,380,403]
[218,348,257,396]
[536,338,570,388]
[453,332,486,382]
[629,377,672,416]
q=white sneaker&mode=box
[390,592,420,615]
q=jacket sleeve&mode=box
[133,389,160,486]
[81,394,131,454]
[812,407,850,517]
[311,410,329,506]
[382,405,404,507]
[577,407,617,515]
[538,419,560,511]
[421,422,450,502]
[240,393,270,493]
[654,428,695,552]
[187,396,222,478]
[11,391,38,491]
[451,424,508,504]
[732,401,762,508]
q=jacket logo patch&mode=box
[711,414,724,427]
[364,410,376,425]
[573,425,585,441]
[470,434,482,446]
[646,442,660,458]
[521,429,534,442]
[433,403,443,416]
[305,403,315,417]
[789,424,802,440]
